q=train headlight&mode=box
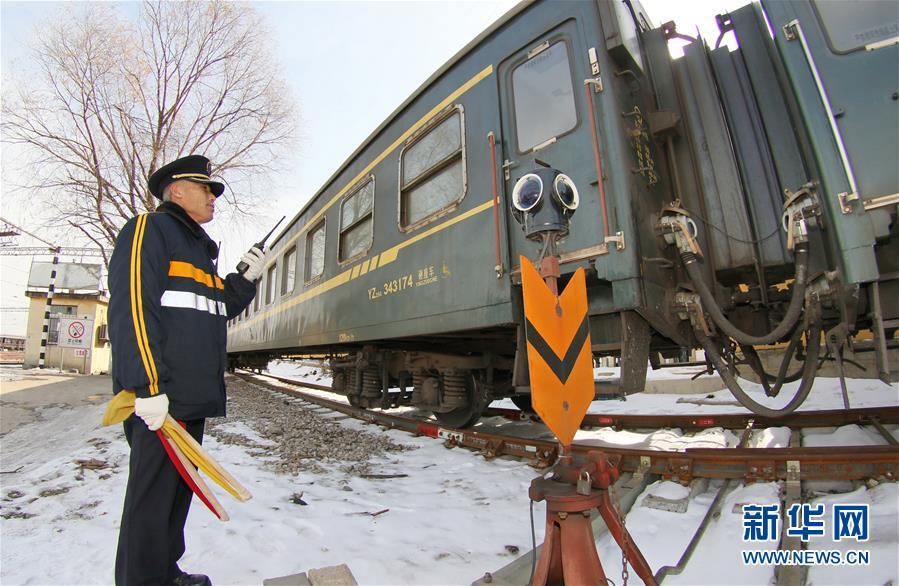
[512,173,544,212]
[553,174,579,211]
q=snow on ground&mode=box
[1,398,538,585]
[1,362,897,585]
[584,366,894,415]
[0,368,27,382]
[615,480,784,586]
[805,483,899,586]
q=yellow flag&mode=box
[101,391,252,502]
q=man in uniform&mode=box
[109,155,267,586]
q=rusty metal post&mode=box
[592,452,657,585]
[529,478,606,586]
[529,451,658,586]
[596,490,656,585]
[537,255,561,296]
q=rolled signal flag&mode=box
[102,390,252,520]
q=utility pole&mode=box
[39,247,61,368]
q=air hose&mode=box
[740,327,806,397]
[695,316,821,418]
[681,242,810,346]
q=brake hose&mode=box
[682,243,810,346]
[740,326,806,397]
[695,320,821,418]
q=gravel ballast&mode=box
[206,375,413,476]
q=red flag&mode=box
[156,429,228,521]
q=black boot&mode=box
[172,572,211,586]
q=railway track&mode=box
[235,369,898,585]
[233,370,899,483]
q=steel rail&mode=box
[486,406,899,431]
[252,369,899,431]
[236,371,899,482]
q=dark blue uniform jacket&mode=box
[108,202,256,420]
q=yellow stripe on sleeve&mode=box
[129,217,151,385]
[130,215,160,395]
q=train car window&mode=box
[253,278,262,312]
[512,41,577,152]
[281,246,297,295]
[265,264,278,305]
[399,108,466,229]
[813,0,899,53]
[305,219,326,282]
[339,177,374,262]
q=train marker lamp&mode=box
[511,168,579,241]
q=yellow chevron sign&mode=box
[520,256,593,446]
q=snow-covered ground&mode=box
[1,363,897,585]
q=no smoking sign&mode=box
[58,317,93,349]
[68,321,85,339]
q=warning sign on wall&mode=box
[58,317,94,350]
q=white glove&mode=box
[134,394,169,431]
[240,246,266,281]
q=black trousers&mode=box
[115,415,205,586]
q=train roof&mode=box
[277,0,535,245]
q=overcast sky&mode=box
[0,0,746,336]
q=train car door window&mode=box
[281,246,297,295]
[265,264,278,305]
[511,40,577,152]
[339,177,374,262]
[305,219,326,282]
[253,279,261,312]
[399,108,467,230]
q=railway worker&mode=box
[108,154,266,586]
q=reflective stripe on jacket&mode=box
[108,202,256,420]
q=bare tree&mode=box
[1,1,296,259]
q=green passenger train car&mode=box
[228,0,898,426]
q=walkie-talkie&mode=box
[236,216,286,275]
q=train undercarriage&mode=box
[229,335,519,429]
[327,347,513,428]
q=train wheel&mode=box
[433,372,488,428]
[347,394,361,408]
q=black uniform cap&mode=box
[148,155,225,199]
